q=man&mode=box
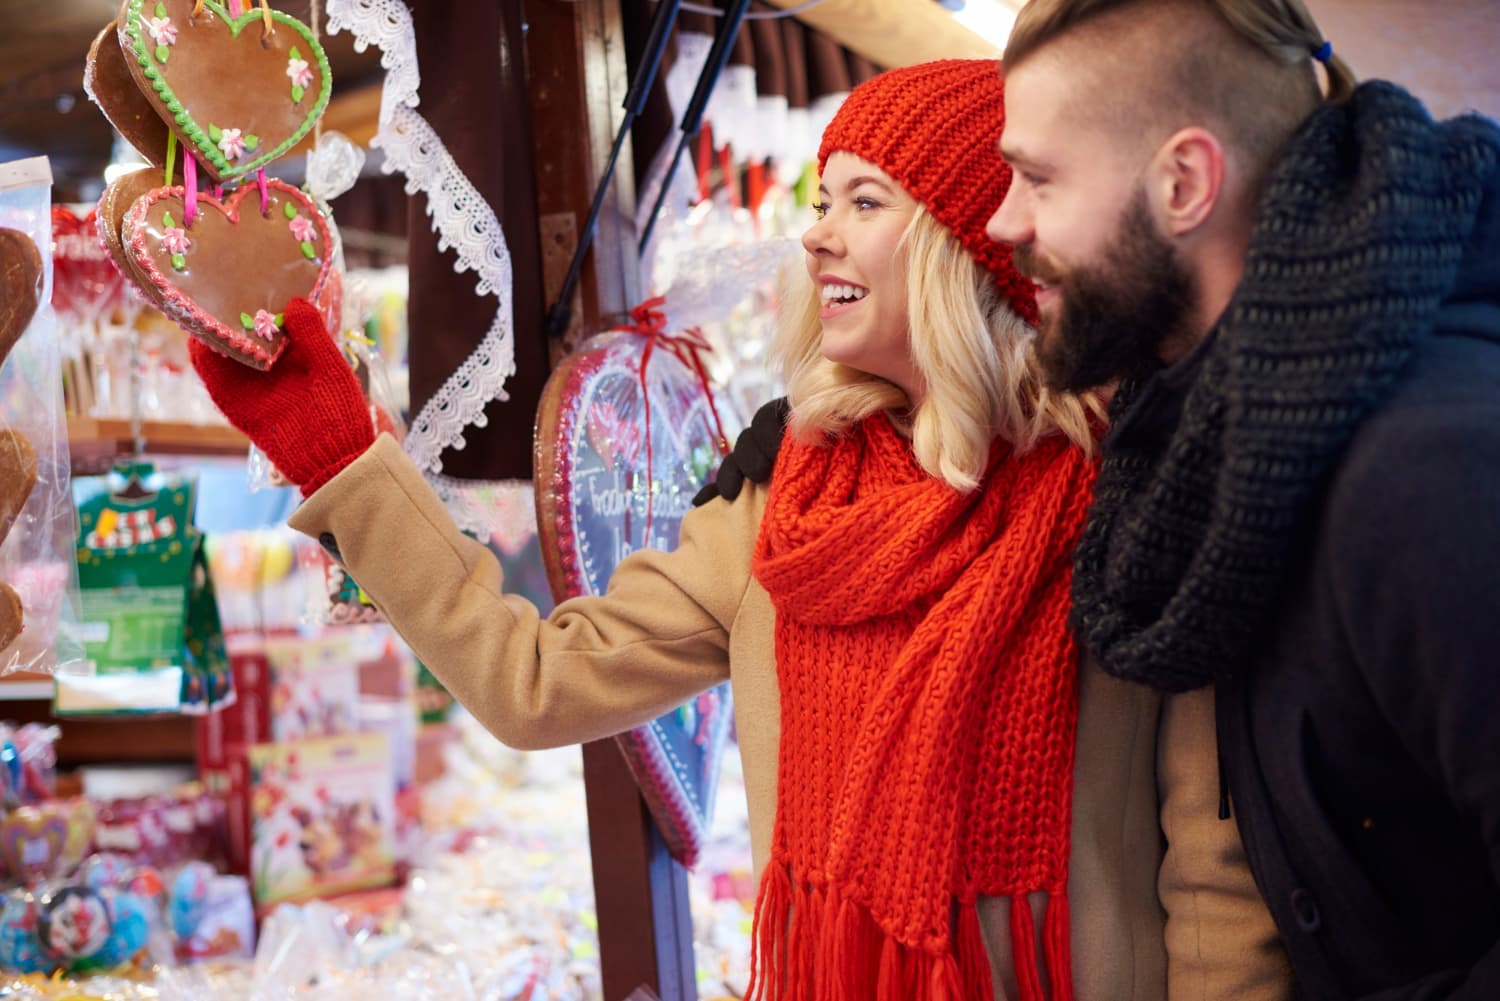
[989,1,1500,999]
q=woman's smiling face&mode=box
[803,152,922,399]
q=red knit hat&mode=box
[818,59,1039,327]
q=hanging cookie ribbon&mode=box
[611,295,730,543]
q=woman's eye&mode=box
[855,197,881,210]
[812,201,829,219]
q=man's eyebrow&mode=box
[999,144,1047,172]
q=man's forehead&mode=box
[1001,59,1075,152]
[1005,45,1139,158]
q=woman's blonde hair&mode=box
[775,206,1100,492]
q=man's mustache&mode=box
[1011,245,1066,287]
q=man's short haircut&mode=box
[1004,0,1356,190]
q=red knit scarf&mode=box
[749,415,1097,1001]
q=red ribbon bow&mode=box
[612,295,732,546]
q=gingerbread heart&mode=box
[535,332,739,867]
[98,167,169,285]
[0,430,38,549]
[86,20,178,170]
[0,228,43,368]
[123,179,332,369]
[118,0,332,183]
[0,806,73,884]
[0,582,21,652]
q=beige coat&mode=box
[291,434,1291,1001]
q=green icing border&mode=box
[123,0,333,180]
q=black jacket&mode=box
[1120,172,1500,999]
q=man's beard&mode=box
[1016,190,1198,393]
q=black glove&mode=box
[692,397,789,507]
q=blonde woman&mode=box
[192,60,1174,1001]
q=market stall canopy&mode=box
[7,0,1498,198]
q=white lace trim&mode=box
[326,0,516,476]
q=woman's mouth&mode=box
[820,282,868,319]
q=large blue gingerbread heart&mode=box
[536,329,737,868]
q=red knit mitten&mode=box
[189,297,375,496]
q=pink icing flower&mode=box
[162,227,190,255]
[286,58,314,90]
[145,16,177,46]
[289,214,317,243]
[253,309,280,342]
[218,128,246,161]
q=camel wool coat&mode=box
[289,434,1291,1001]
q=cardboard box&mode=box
[225,732,396,912]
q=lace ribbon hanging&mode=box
[324,0,517,477]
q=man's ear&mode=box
[1145,126,1227,237]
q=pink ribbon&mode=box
[184,154,198,226]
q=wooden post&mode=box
[404,0,548,481]
[525,2,695,999]
[582,740,698,1001]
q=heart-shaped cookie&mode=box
[0,430,38,550]
[118,0,331,183]
[535,331,739,867]
[0,228,43,367]
[86,20,178,169]
[0,809,65,883]
[123,179,332,369]
[0,582,21,652]
[98,167,170,285]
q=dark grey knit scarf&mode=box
[1071,81,1500,693]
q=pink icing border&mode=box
[122,179,332,370]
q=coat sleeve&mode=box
[1326,402,1500,1001]
[287,434,758,750]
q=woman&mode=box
[191,60,1165,1001]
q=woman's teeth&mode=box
[820,284,869,304]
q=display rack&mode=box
[68,417,248,474]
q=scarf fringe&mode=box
[1044,892,1075,1001]
[957,897,991,996]
[747,859,792,1001]
[748,865,1075,1001]
[1007,893,1077,1001]
[1010,895,1044,1001]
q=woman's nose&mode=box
[801,213,843,257]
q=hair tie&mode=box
[1311,40,1333,64]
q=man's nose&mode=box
[986,186,1032,247]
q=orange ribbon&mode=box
[612,295,731,546]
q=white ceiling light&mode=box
[950,0,1019,49]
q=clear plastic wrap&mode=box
[0,722,60,810]
[0,156,85,676]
